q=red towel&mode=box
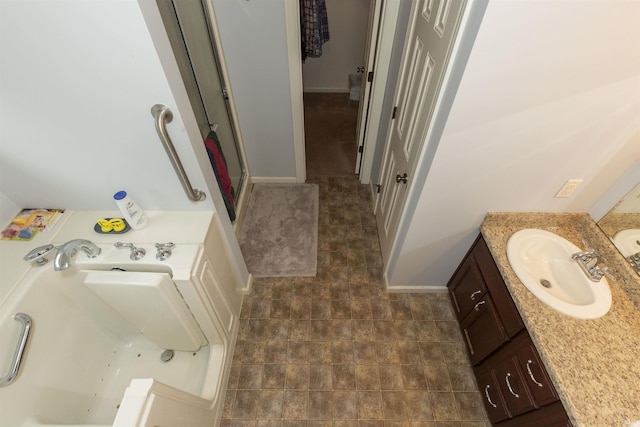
[204,131,236,221]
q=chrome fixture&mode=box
[151,104,206,202]
[114,242,146,261]
[0,313,32,387]
[54,239,101,271]
[23,244,55,267]
[571,248,613,282]
[155,242,175,261]
[160,349,174,363]
[625,249,640,274]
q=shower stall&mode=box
[157,0,249,225]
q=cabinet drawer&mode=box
[477,369,510,423]
[460,295,508,365]
[515,338,558,407]
[493,356,536,417]
[449,254,487,320]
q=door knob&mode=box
[396,173,408,184]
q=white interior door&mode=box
[375,0,467,263]
[355,0,383,174]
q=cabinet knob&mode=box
[526,359,544,387]
[505,372,520,397]
[470,290,482,300]
[484,385,498,408]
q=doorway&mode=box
[301,0,371,179]
[296,0,405,188]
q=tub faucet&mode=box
[54,239,101,271]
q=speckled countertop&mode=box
[480,213,640,427]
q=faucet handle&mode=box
[114,242,146,261]
[154,242,175,261]
[23,244,55,266]
[596,266,615,282]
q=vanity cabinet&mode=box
[448,235,524,365]
[448,235,570,426]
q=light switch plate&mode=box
[555,179,583,198]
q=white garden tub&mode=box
[0,243,230,426]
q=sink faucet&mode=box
[53,239,101,271]
[571,248,612,282]
[625,251,640,274]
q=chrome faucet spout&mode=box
[53,239,101,271]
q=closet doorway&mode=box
[302,0,371,179]
[300,0,402,185]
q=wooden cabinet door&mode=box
[476,368,510,423]
[460,295,508,365]
[493,356,536,417]
[449,254,487,320]
[515,338,558,407]
[473,237,524,338]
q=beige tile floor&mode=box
[221,177,489,427]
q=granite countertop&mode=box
[480,213,640,427]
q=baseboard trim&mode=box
[385,284,449,293]
[303,88,349,93]
[232,174,252,238]
[241,273,253,295]
[251,176,299,184]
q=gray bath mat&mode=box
[239,183,318,277]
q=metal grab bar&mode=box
[0,313,32,387]
[151,104,206,202]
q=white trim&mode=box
[303,88,350,93]
[241,273,253,295]
[251,176,299,184]
[385,284,449,293]
[284,1,307,184]
[232,173,252,237]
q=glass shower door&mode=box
[158,0,246,221]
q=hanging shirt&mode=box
[301,0,330,60]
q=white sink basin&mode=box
[612,229,640,257]
[507,229,611,319]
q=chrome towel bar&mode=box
[0,313,32,387]
[151,104,206,202]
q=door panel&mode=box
[375,0,466,262]
[355,0,382,173]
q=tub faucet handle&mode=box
[114,242,146,261]
[24,244,55,266]
[155,242,175,261]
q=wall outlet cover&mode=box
[555,179,584,198]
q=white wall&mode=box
[0,0,214,211]
[387,0,640,287]
[211,0,297,180]
[302,0,370,92]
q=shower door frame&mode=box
[157,0,252,231]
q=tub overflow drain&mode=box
[161,349,174,363]
[540,279,552,288]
